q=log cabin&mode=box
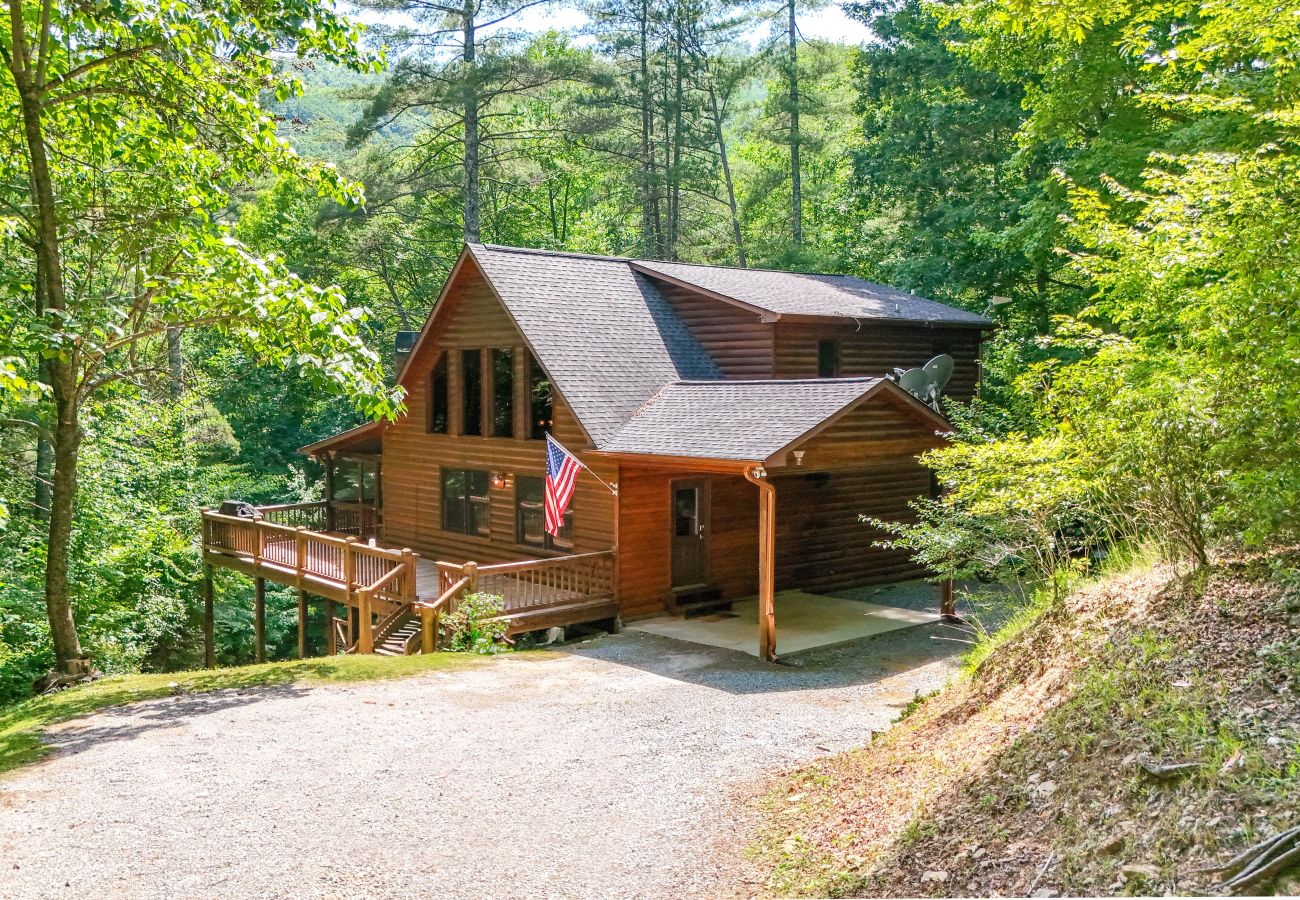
[200,243,990,662]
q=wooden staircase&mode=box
[374,614,421,655]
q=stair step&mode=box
[672,587,728,618]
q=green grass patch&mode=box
[0,652,482,777]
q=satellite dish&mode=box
[896,367,931,399]
[891,354,954,412]
[923,354,953,393]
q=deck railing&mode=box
[436,550,616,615]
[201,508,416,608]
[256,501,379,539]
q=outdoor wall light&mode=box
[491,472,508,490]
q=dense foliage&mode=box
[2,0,1296,700]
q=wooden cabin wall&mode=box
[654,281,774,378]
[382,258,616,568]
[772,461,930,593]
[773,323,983,401]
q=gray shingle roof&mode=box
[468,245,720,445]
[632,259,991,326]
[599,378,890,461]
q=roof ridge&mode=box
[670,377,882,386]
[476,243,631,264]
[633,257,860,280]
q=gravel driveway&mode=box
[0,622,969,899]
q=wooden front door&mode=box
[671,479,709,589]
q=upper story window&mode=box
[528,353,553,440]
[817,339,841,378]
[516,476,572,551]
[442,468,490,536]
[491,348,514,438]
[428,352,449,434]
[461,348,483,436]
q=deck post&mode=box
[325,598,337,655]
[421,607,435,654]
[297,589,308,658]
[295,527,308,587]
[323,452,336,531]
[203,563,215,669]
[744,467,777,662]
[464,560,478,594]
[940,578,956,620]
[400,548,416,602]
[357,588,374,654]
[254,577,266,663]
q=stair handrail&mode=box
[371,600,415,649]
[364,562,407,595]
[413,575,471,653]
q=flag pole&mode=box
[582,465,619,497]
[549,434,618,496]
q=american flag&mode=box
[544,434,583,536]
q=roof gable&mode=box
[596,378,949,463]
[465,244,720,446]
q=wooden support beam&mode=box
[203,564,215,669]
[297,589,308,659]
[254,577,266,664]
[357,588,374,654]
[744,467,777,662]
[325,598,337,655]
[421,607,435,654]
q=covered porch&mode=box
[596,377,959,661]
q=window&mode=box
[441,469,490,536]
[528,353,552,440]
[817,339,841,378]
[428,352,449,434]
[516,476,572,551]
[461,349,482,436]
[491,348,514,438]
[330,457,378,503]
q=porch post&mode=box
[744,467,777,662]
[323,451,336,531]
[202,563,215,669]
[254,577,266,663]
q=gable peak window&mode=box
[461,348,483,436]
[528,353,553,440]
[817,339,841,378]
[491,348,514,438]
[428,352,449,434]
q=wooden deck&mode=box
[201,503,618,651]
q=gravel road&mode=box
[0,622,968,899]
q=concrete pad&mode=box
[627,589,940,657]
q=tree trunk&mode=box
[8,15,91,674]
[461,0,480,243]
[787,0,803,247]
[638,0,660,257]
[33,261,53,520]
[708,83,746,267]
[166,326,183,398]
[46,383,89,673]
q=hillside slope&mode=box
[752,557,1300,896]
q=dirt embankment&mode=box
[752,557,1300,897]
